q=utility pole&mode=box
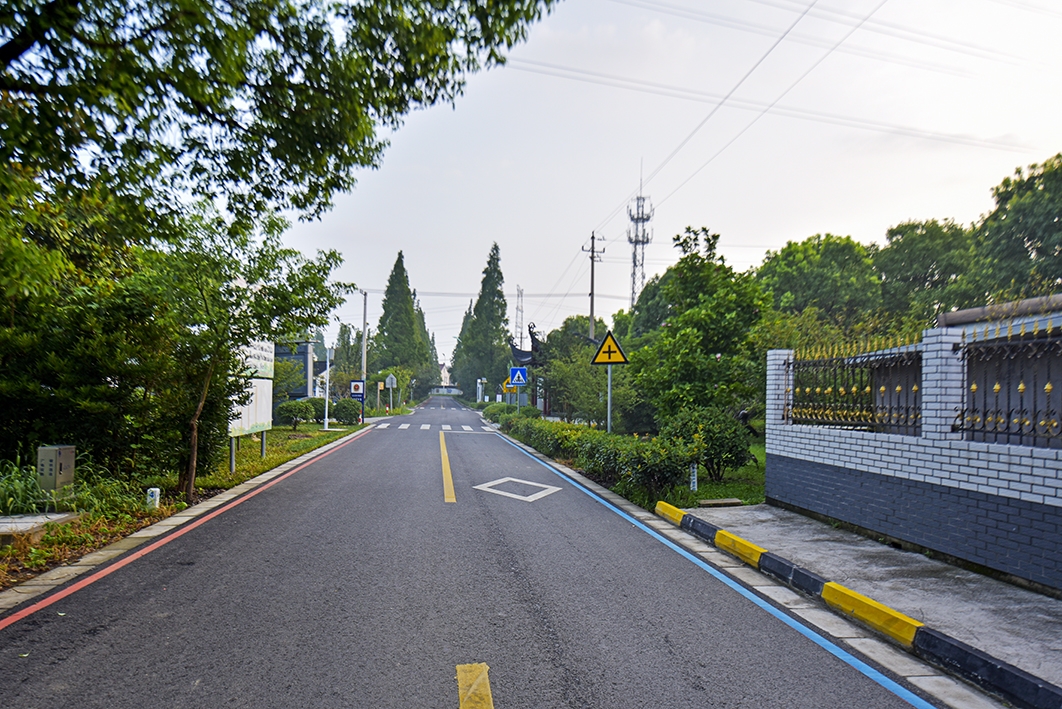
[627,177,654,309]
[582,232,604,340]
[515,286,524,349]
[360,289,368,423]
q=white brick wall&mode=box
[766,326,1062,509]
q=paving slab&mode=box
[686,504,1062,687]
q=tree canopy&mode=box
[757,233,881,322]
[1,0,558,220]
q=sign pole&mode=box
[607,364,613,433]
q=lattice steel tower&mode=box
[627,184,654,309]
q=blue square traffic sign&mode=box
[509,367,528,387]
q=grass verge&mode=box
[612,440,765,510]
[1,422,363,592]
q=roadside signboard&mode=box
[509,367,528,387]
[350,380,365,402]
[385,373,397,389]
[501,377,517,394]
[590,331,629,365]
[589,331,628,433]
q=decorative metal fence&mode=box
[787,346,922,436]
[955,322,1062,448]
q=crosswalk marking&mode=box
[399,424,410,429]
[420,424,431,430]
[377,423,390,429]
[481,426,494,432]
[462,425,473,431]
[442,425,451,431]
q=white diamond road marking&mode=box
[462,425,473,431]
[398,424,410,429]
[481,426,493,432]
[377,423,390,429]
[420,424,431,430]
[473,477,562,503]
[442,425,452,431]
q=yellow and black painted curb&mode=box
[654,501,1062,709]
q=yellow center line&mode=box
[440,431,456,503]
[456,663,494,708]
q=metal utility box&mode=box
[37,445,75,491]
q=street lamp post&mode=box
[323,347,333,430]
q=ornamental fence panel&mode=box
[786,346,922,436]
[955,324,1062,449]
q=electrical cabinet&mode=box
[37,445,75,491]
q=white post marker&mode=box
[590,331,628,433]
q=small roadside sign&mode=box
[509,367,528,387]
[385,373,397,389]
[350,380,365,402]
[501,377,517,394]
[378,381,385,390]
[591,331,629,366]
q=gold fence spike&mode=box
[993,382,1001,394]
[1007,321,1013,340]
[1034,320,1040,335]
[1018,381,1026,394]
[1020,322,1027,337]
[1046,382,1054,394]
[971,382,978,393]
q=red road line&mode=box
[0,426,374,632]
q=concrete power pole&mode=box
[515,286,524,349]
[360,289,368,384]
[627,182,654,310]
[582,232,603,340]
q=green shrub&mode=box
[307,398,327,423]
[620,438,688,496]
[517,406,542,419]
[658,406,752,482]
[333,398,362,425]
[275,400,315,430]
[483,402,517,422]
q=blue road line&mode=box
[498,435,938,709]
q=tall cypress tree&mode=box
[376,252,422,369]
[451,243,509,390]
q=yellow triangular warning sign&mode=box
[591,331,629,365]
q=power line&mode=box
[606,0,973,76]
[507,59,1024,152]
[592,0,821,234]
[737,0,1028,63]
[657,0,892,209]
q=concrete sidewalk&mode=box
[686,504,1062,692]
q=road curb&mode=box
[657,503,1062,709]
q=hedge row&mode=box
[504,418,687,493]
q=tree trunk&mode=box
[178,361,216,504]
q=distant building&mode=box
[439,363,451,386]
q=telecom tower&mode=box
[627,183,654,309]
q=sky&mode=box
[283,0,1062,363]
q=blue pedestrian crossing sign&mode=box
[509,367,528,387]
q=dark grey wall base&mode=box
[766,453,1062,591]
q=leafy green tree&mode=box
[974,154,1062,295]
[1,0,558,222]
[632,228,766,418]
[659,406,752,482]
[272,357,304,401]
[757,233,881,322]
[873,220,973,319]
[451,243,509,390]
[157,208,351,500]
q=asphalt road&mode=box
[0,397,937,708]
